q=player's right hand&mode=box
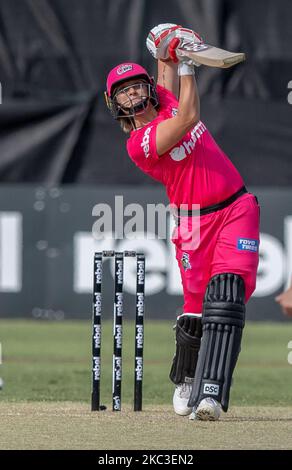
[146,23,181,60]
[169,28,203,67]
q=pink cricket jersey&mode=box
[127,85,244,208]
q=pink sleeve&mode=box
[127,122,160,171]
[127,86,178,168]
[126,86,178,182]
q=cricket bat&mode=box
[176,42,246,69]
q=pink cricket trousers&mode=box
[172,192,260,314]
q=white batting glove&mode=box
[169,27,203,69]
[176,28,203,51]
[167,37,194,75]
[146,23,181,60]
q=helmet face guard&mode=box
[105,63,159,120]
[105,80,159,119]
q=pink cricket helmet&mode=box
[106,63,152,98]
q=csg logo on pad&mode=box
[237,238,259,253]
[203,383,219,396]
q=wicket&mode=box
[91,250,145,412]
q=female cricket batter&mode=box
[105,24,260,421]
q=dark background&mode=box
[0,0,291,185]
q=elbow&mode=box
[177,108,200,130]
[184,113,200,130]
[191,113,200,126]
[175,109,201,133]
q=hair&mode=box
[118,117,134,134]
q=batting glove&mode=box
[146,23,181,60]
[169,27,203,71]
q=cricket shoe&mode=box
[173,382,193,416]
[189,397,221,421]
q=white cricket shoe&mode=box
[189,397,221,421]
[173,382,193,416]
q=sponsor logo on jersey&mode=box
[237,238,259,252]
[169,121,206,161]
[117,64,133,75]
[141,126,153,158]
[170,145,187,161]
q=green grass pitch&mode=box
[0,320,292,449]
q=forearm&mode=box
[157,59,179,99]
[177,74,200,128]
[156,73,201,156]
[147,22,201,155]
